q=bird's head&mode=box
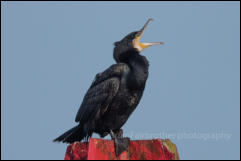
[114,18,163,62]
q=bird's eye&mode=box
[135,32,141,38]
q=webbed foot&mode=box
[110,129,130,157]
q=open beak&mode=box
[133,18,164,51]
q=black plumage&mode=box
[54,19,163,155]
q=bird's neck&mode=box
[127,53,149,90]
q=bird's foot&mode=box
[114,137,130,157]
[110,130,130,157]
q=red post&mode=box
[65,138,179,160]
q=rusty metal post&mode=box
[65,138,179,160]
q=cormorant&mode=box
[54,18,163,156]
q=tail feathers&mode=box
[53,125,85,144]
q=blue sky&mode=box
[1,1,240,160]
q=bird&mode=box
[54,18,163,156]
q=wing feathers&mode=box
[75,77,120,123]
